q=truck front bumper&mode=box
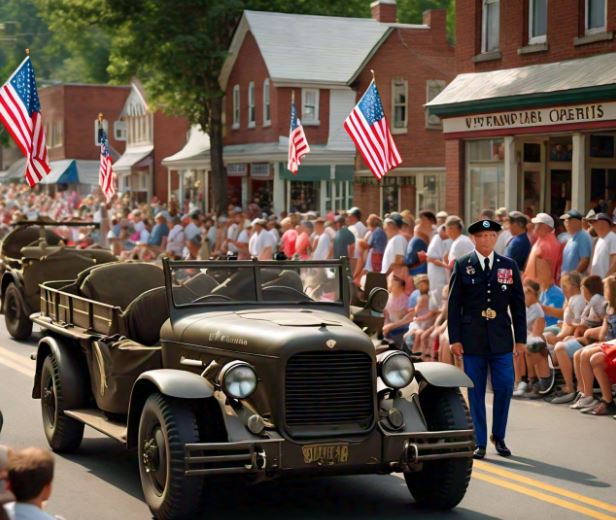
[184,426,475,477]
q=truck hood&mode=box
[162,307,374,357]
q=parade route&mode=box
[0,326,614,520]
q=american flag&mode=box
[98,125,115,201]
[0,57,50,187]
[287,101,310,174]
[344,81,401,180]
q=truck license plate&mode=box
[302,443,349,465]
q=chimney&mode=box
[423,9,447,37]
[371,0,397,23]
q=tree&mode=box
[397,0,456,41]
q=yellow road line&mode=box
[473,470,616,520]
[0,346,34,371]
[475,461,616,514]
[0,355,34,378]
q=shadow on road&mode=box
[487,456,611,488]
[64,438,499,520]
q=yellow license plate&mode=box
[302,443,349,465]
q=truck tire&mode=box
[41,355,84,452]
[4,284,32,340]
[138,393,203,520]
[404,387,473,510]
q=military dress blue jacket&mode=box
[448,251,526,356]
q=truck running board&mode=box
[64,409,127,444]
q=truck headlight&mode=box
[219,361,257,399]
[379,351,414,389]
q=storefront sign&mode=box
[443,102,616,135]
[227,163,247,177]
[250,162,271,178]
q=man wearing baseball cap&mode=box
[524,212,562,285]
[588,213,616,278]
[560,209,592,274]
[448,218,526,459]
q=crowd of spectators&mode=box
[1,182,615,418]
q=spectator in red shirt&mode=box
[279,217,297,259]
[294,221,312,260]
[524,212,562,285]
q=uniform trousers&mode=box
[463,352,514,448]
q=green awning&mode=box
[279,163,355,181]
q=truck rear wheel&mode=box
[404,387,473,510]
[41,354,84,452]
[138,393,203,520]
[4,284,32,340]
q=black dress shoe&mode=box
[473,447,486,459]
[490,435,511,457]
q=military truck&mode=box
[31,259,475,520]
[0,220,115,339]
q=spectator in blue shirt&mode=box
[539,278,565,329]
[405,226,430,276]
[504,211,531,270]
[560,209,592,274]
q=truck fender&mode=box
[32,335,90,406]
[126,369,215,449]
[414,361,474,388]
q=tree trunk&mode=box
[208,95,227,215]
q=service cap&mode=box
[468,219,502,234]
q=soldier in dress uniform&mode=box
[448,219,526,459]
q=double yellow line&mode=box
[0,345,35,378]
[474,461,616,519]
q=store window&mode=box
[301,89,319,124]
[327,181,353,212]
[590,134,615,158]
[391,79,408,132]
[248,82,256,128]
[590,169,616,215]
[482,0,500,52]
[466,139,505,220]
[289,181,320,213]
[232,84,240,129]
[263,79,271,126]
[529,0,547,43]
[585,0,606,34]
[426,80,446,129]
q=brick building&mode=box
[2,84,129,192]
[114,83,189,203]
[215,1,454,215]
[428,0,616,222]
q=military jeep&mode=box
[0,220,116,339]
[31,259,474,520]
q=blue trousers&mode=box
[463,353,514,448]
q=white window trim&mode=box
[263,79,271,127]
[247,81,256,128]
[391,79,408,134]
[528,0,547,44]
[232,84,240,130]
[425,80,446,129]
[94,119,108,146]
[585,0,607,35]
[481,0,500,53]
[301,88,320,126]
[113,120,127,141]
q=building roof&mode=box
[427,51,616,116]
[114,145,153,172]
[219,10,427,88]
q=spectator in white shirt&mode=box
[445,215,474,267]
[381,216,408,275]
[426,224,452,306]
[589,213,616,279]
[165,216,185,259]
[312,218,331,260]
[248,218,276,260]
[236,221,252,260]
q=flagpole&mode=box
[369,70,383,186]
[370,69,375,85]
[291,90,295,105]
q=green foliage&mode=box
[397,0,456,41]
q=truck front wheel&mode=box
[404,387,473,510]
[138,393,203,520]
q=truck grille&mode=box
[285,351,374,435]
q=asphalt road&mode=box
[0,325,615,520]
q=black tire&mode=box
[404,386,473,510]
[40,355,84,452]
[138,393,203,520]
[4,284,32,340]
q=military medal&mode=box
[501,285,507,291]
[466,266,476,275]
